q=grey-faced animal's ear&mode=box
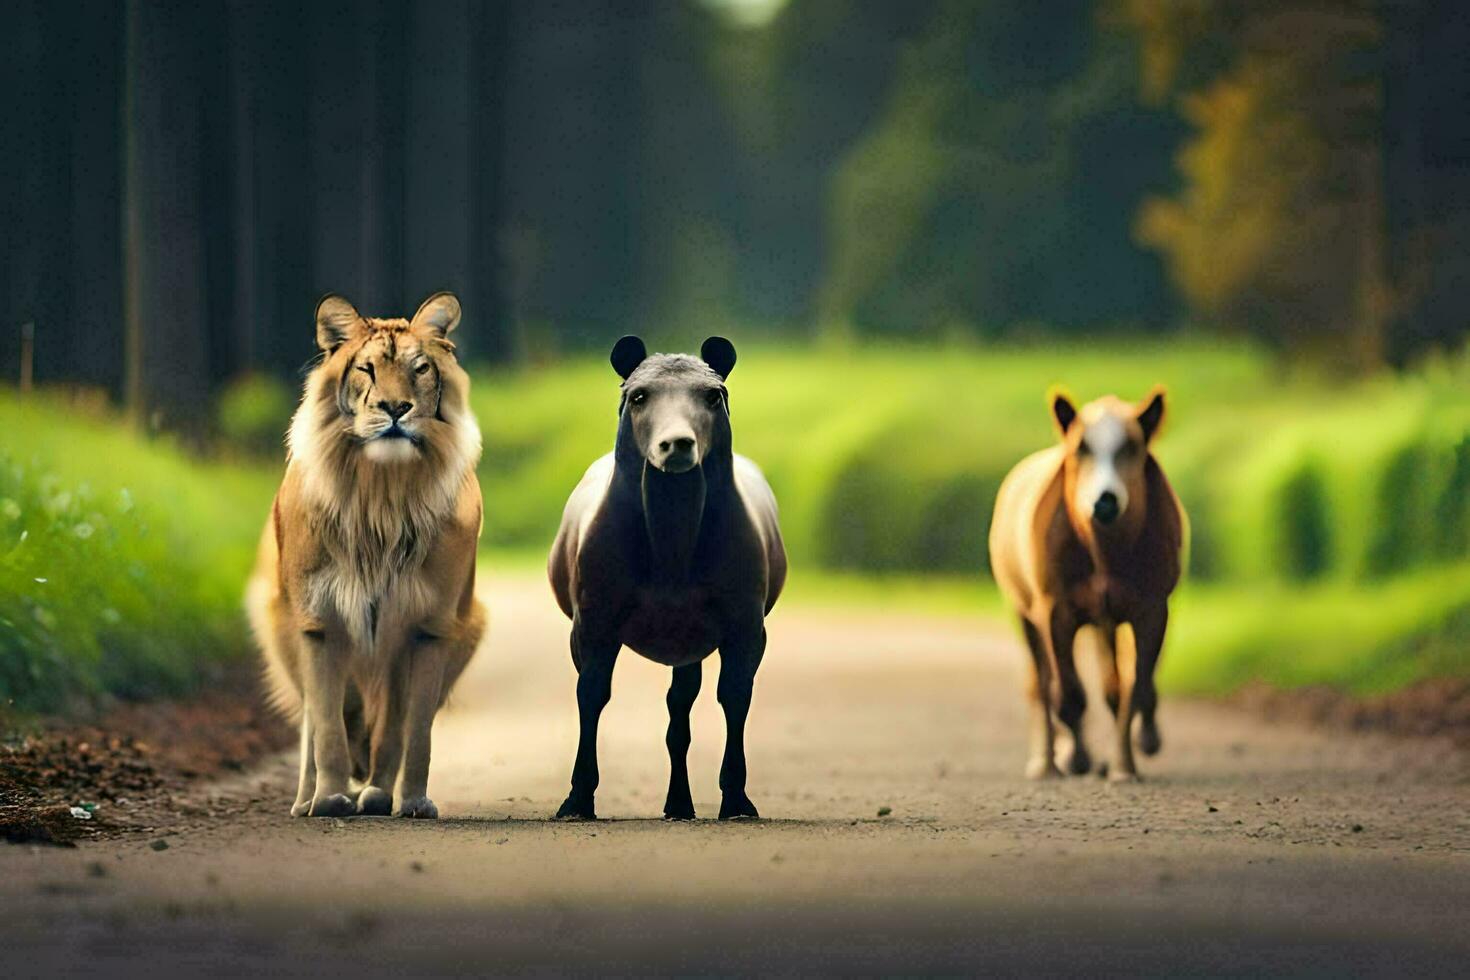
[1048,386,1077,439]
[701,336,737,379]
[411,291,462,338]
[1137,385,1166,443]
[315,294,363,353]
[611,335,647,380]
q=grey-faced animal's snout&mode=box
[653,431,699,474]
[1092,490,1120,526]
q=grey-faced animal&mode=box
[548,336,786,820]
[988,387,1187,782]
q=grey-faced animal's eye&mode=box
[629,390,648,407]
[415,362,431,376]
[705,389,723,408]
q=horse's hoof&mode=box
[356,786,392,816]
[1136,722,1162,756]
[308,793,356,818]
[1064,744,1092,775]
[398,796,438,819]
[290,800,311,818]
[1025,758,1063,781]
[555,795,596,821]
[718,794,759,820]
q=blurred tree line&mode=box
[2,0,1468,429]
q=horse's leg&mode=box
[717,621,765,820]
[1053,625,1091,775]
[556,616,619,820]
[1019,615,1062,780]
[1110,606,1166,782]
[1132,604,1167,758]
[1092,626,1120,777]
[662,662,702,820]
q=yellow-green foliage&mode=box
[0,392,278,715]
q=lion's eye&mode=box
[630,390,647,407]
[356,363,374,380]
[415,363,431,376]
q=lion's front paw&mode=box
[357,786,393,816]
[308,793,356,818]
[398,796,439,819]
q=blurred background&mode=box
[2,0,1469,717]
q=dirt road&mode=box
[4,572,1468,976]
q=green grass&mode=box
[0,391,278,716]
[1165,567,1470,695]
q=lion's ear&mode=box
[412,292,462,339]
[315,294,362,353]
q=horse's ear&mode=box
[315,294,362,353]
[411,291,462,338]
[611,335,647,380]
[1137,385,1166,443]
[701,336,736,380]
[1048,386,1077,439]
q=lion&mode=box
[244,292,486,818]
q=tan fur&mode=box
[245,292,485,818]
[989,386,1186,782]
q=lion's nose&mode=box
[379,400,413,420]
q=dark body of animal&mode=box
[988,387,1187,782]
[548,336,786,820]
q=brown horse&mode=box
[988,387,1186,782]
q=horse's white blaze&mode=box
[1077,413,1128,517]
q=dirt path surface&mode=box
[4,572,1468,976]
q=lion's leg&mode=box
[398,642,449,819]
[290,712,315,817]
[357,657,408,816]
[303,635,356,817]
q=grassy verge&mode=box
[0,391,277,716]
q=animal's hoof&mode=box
[1107,769,1142,785]
[308,793,356,818]
[662,797,696,821]
[718,793,759,820]
[1025,758,1064,781]
[398,796,439,819]
[1136,722,1162,756]
[357,786,393,816]
[1064,744,1092,776]
[290,800,311,818]
[555,795,596,821]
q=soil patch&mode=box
[1,670,290,847]
[1229,677,1470,749]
